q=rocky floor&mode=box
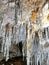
[0,53,4,61]
[0,56,26,65]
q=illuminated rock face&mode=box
[0,0,49,65]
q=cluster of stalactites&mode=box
[1,22,26,61]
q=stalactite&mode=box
[4,23,12,61]
[45,28,48,40]
[1,27,5,53]
[27,21,30,65]
[47,27,49,38]
[15,0,21,24]
[0,14,4,53]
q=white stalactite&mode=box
[4,26,12,61]
[1,27,5,53]
[46,28,48,40]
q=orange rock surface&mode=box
[30,12,36,20]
